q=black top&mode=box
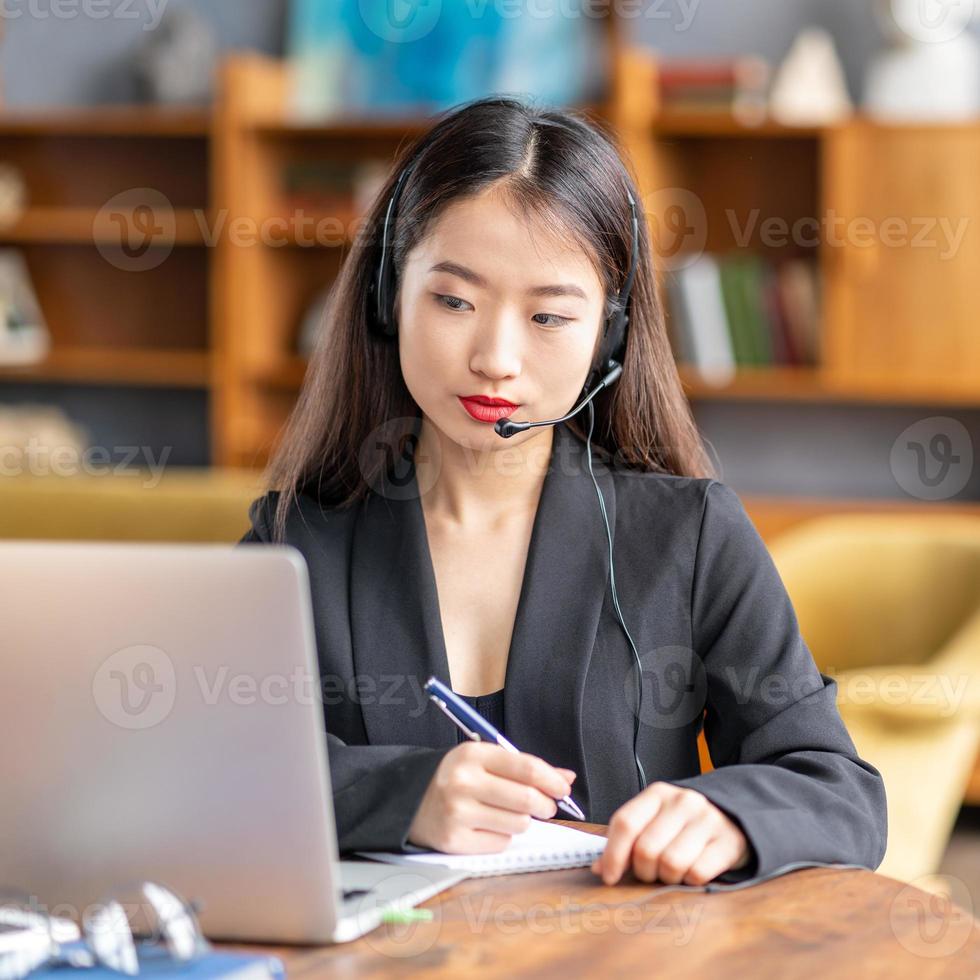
[454,688,505,745]
[237,421,887,885]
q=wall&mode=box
[0,0,941,108]
[2,0,285,105]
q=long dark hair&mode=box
[265,96,715,542]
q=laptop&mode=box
[0,541,464,944]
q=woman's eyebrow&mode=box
[427,260,588,300]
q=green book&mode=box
[718,255,750,366]
[739,254,774,366]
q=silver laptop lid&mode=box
[0,541,344,943]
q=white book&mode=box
[357,819,606,878]
[675,255,736,384]
[0,249,49,366]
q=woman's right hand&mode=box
[407,741,576,853]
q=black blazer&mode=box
[238,420,887,884]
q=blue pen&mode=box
[423,675,585,821]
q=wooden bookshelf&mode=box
[653,111,827,139]
[249,117,433,141]
[0,107,210,137]
[209,49,980,467]
[613,46,980,406]
[2,31,979,466]
[677,365,980,407]
[0,347,210,388]
[0,206,206,245]
[0,105,212,394]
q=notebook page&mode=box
[357,820,606,877]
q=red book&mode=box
[658,58,771,94]
[659,63,740,88]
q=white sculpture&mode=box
[865,0,980,120]
[769,27,854,125]
[134,7,217,105]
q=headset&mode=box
[368,152,649,794]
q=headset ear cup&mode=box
[367,277,380,336]
[606,309,628,366]
[381,276,397,339]
[370,251,396,339]
[372,161,416,341]
[375,277,385,333]
[376,258,388,332]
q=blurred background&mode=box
[1,0,979,910]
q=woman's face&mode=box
[396,185,606,452]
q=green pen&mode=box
[380,908,434,924]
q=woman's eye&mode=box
[532,312,572,329]
[434,293,570,329]
[434,293,471,312]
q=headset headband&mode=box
[370,153,639,395]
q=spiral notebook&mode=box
[357,819,606,877]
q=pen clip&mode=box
[429,694,481,742]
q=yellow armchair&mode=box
[0,469,265,543]
[768,514,980,886]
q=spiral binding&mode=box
[466,846,603,877]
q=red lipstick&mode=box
[458,395,519,424]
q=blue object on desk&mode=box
[27,943,286,980]
[424,675,585,821]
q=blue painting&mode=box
[287,0,603,117]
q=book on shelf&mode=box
[279,158,389,225]
[666,252,820,381]
[0,248,50,366]
[656,56,771,124]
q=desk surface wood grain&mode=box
[214,823,980,979]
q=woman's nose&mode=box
[468,314,523,379]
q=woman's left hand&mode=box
[591,782,751,885]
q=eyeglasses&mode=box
[0,880,211,978]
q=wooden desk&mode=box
[216,824,980,978]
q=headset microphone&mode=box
[494,363,622,438]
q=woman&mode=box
[239,97,887,887]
